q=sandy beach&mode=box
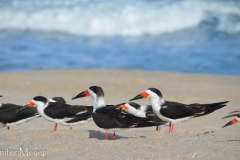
[0,70,239,159]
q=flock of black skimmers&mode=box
[0,86,237,140]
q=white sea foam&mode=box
[0,0,240,36]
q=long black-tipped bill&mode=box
[129,94,143,101]
[228,110,240,114]
[222,114,238,119]
[222,121,233,128]
[0,95,2,97]
[222,118,238,128]
[72,90,90,100]
[16,105,28,113]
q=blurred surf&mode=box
[0,0,240,75]
[1,0,240,36]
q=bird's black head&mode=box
[33,96,48,104]
[148,88,162,98]
[51,97,66,104]
[72,86,104,100]
[89,86,104,97]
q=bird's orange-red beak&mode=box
[119,104,128,111]
[84,90,90,96]
[27,101,35,108]
[72,90,90,100]
[129,92,149,101]
[141,92,149,98]
[17,101,35,113]
[222,118,238,128]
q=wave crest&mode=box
[0,0,240,36]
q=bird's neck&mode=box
[36,102,48,115]
[149,97,165,113]
[128,106,146,118]
[93,97,106,112]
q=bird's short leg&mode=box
[168,123,171,133]
[105,132,108,140]
[70,126,73,131]
[170,123,174,133]
[6,126,10,130]
[112,132,116,140]
[52,123,58,132]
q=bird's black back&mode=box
[92,106,158,129]
[160,101,196,119]
[44,102,92,119]
[160,101,228,119]
[0,103,39,124]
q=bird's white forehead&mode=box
[145,90,153,95]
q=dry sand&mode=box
[0,70,239,159]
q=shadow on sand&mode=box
[87,130,146,140]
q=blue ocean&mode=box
[0,0,240,75]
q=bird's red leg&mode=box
[156,126,161,131]
[105,132,108,140]
[170,124,174,133]
[112,132,116,140]
[52,123,58,132]
[6,126,10,130]
[55,123,58,131]
[70,126,72,131]
[168,123,171,133]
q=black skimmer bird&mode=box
[0,95,39,130]
[222,109,240,128]
[50,97,93,130]
[72,86,159,140]
[129,88,229,133]
[18,96,92,131]
[116,102,167,131]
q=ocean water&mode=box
[0,0,240,75]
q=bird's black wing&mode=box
[44,102,77,118]
[92,107,158,129]
[65,114,92,123]
[160,101,196,119]
[0,103,19,112]
[190,101,228,117]
[0,104,39,124]
[68,105,93,114]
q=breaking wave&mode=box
[0,0,240,36]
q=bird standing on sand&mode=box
[48,97,93,131]
[72,86,158,140]
[222,109,240,128]
[117,102,167,131]
[0,95,39,130]
[129,88,229,133]
[18,96,92,131]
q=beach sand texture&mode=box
[0,70,239,159]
